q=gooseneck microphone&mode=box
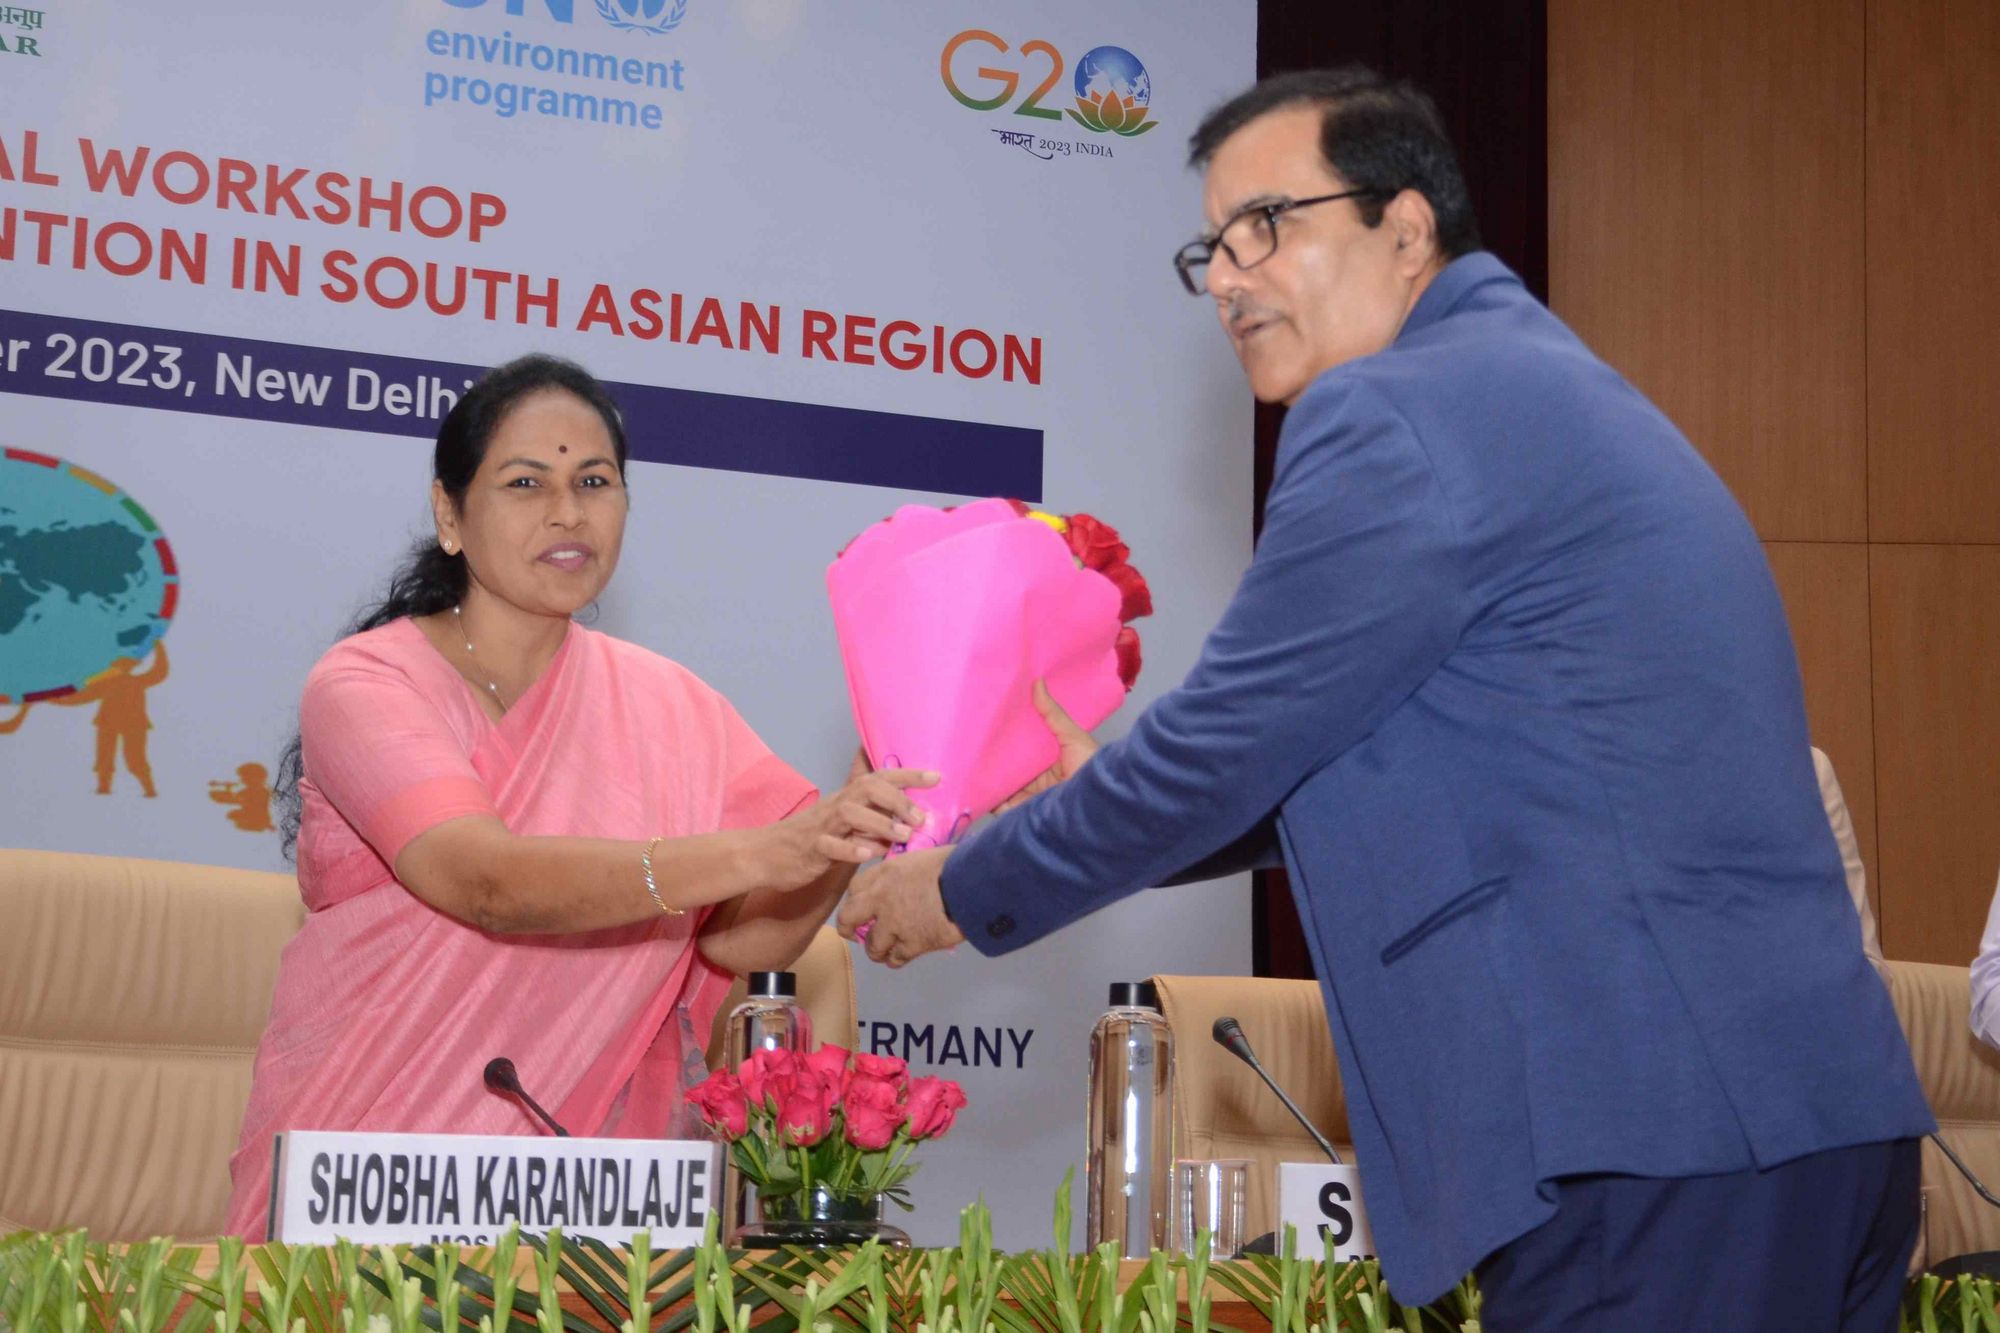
[1212,1017,1341,1165]
[483,1057,571,1137]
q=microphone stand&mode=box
[1212,1017,1342,1164]
[484,1057,572,1137]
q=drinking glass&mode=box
[1174,1158,1249,1256]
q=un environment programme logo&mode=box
[426,0,695,133]
[441,0,691,35]
[0,449,270,831]
[940,30,1157,163]
[592,0,687,35]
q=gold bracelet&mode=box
[641,836,683,916]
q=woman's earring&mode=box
[442,540,456,554]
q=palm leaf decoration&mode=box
[8,1176,1986,1333]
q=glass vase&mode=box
[729,1184,912,1249]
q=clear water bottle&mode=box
[723,971,812,1068]
[1086,980,1175,1257]
[721,972,811,1239]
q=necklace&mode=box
[452,605,508,714]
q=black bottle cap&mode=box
[1107,981,1160,1010]
[748,971,797,998]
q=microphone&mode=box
[1212,1017,1341,1164]
[483,1057,571,1137]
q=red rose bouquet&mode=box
[684,1046,967,1211]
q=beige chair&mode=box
[1883,960,2000,1264]
[0,847,855,1241]
[0,849,303,1241]
[1155,960,2000,1265]
[1150,974,1353,1242]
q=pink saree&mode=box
[225,618,814,1238]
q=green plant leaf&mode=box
[392,1246,566,1333]
[559,1237,632,1313]
[523,1234,627,1333]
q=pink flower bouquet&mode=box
[826,498,1152,849]
[684,1046,966,1209]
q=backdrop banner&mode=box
[0,0,1255,1247]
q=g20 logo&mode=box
[940,31,1157,137]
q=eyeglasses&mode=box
[1172,188,1380,295]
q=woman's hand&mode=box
[761,764,939,888]
[996,681,1099,813]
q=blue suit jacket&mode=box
[941,253,1934,1302]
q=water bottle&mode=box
[723,971,813,1068]
[721,972,811,1238]
[1086,980,1176,1257]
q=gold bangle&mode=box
[641,836,683,916]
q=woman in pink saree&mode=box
[226,355,933,1238]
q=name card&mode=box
[1276,1162,1377,1263]
[270,1130,717,1246]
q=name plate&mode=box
[1276,1162,1377,1263]
[270,1130,717,1246]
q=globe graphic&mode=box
[0,450,177,702]
[1074,46,1152,109]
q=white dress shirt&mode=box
[1813,747,1883,969]
[1969,868,2000,1050]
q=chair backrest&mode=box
[1156,961,2000,1265]
[0,846,859,1242]
[704,928,858,1067]
[1881,959,2000,1264]
[1150,974,1352,1244]
[0,848,304,1241]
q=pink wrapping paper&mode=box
[828,499,1130,849]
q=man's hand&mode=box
[837,846,965,968]
[996,681,1099,813]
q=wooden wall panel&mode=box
[1549,0,1867,541]
[1870,546,2000,964]
[1866,0,2000,543]
[1765,542,1877,903]
[1549,0,2000,970]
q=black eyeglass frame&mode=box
[1171,187,1383,295]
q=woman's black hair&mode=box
[273,354,628,860]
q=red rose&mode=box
[903,1077,968,1141]
[1062,513,1130,572]
[685,1070,750,1139]
[804,1044,851,1087]
[777,1071,837,1147]
[1115,626,1143,690]
[1101,561,1153,621]
[739,1047,800,1110]
[850,1051,910,1091]
[843,1074,908,1150]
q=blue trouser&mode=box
[1474,1138,1922,1332]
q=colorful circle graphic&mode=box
[0,449,178,703]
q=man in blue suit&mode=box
[839,67,1933,1328]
